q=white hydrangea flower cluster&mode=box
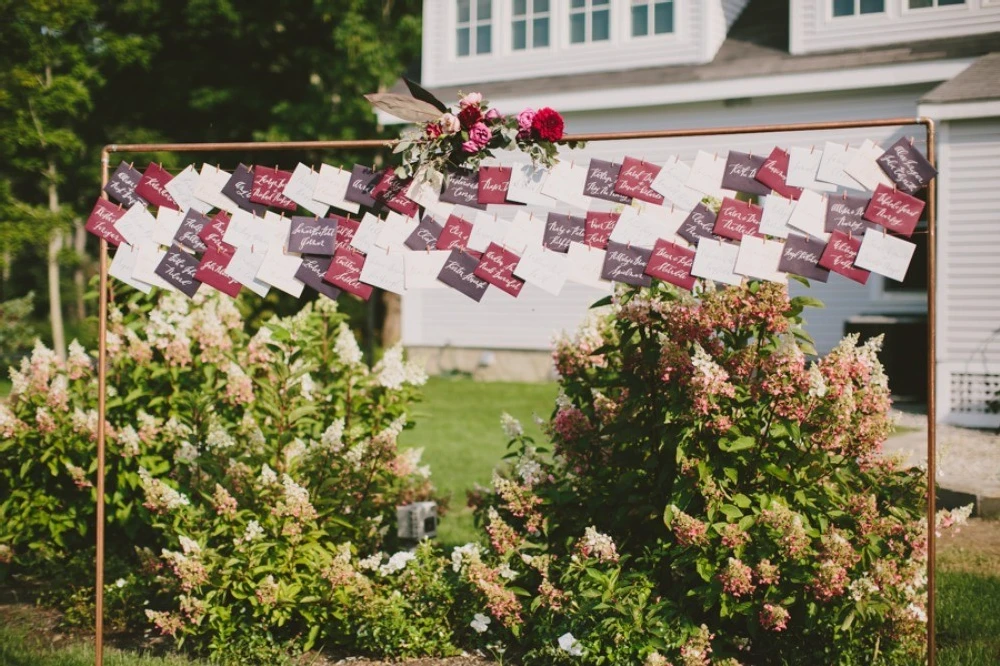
[138,467,190,512]
[378,551,417,575]
[500,412,524,439]
[321,418,346,452]
[451,542,483,573]
[334,323,364,365]
[374,344,428,389]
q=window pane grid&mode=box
[569,0,611,43]
[631,0,673,37]
[833,0,885,15]
[457,0,492,57]
[512,0,550,50]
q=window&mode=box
[908,0,964,7]
[569,0,610,44]
[513,0,550,50]
[631,0,674,36]
[832,0,884,16]
[457,0,492,57]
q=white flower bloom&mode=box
[451,542,483,573]
[471,613,491,633]
[907,602,927,624]
[358,553,384,571]
[321,418,346,452]
[558,632,584,656]
[498,563,517,580]
[344,442,367,468]
[807,363,828,398]
[205,423,236,451]
[500,412,524,439]
[174,440,199,464]
[115,578,127,588]
[236,520,264,545]
[516,456,542,487]
[379,551,416,575]
[334,323,363,365]
[260,464,278,486]
[178,536,201,556]
[118,425,142,458]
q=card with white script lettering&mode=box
[825,195,874,236]
[819,230,869,284]
[876,137,937,195]
[441,170,486,210]
[332,215,360,252]
[222,164,267,215]
[289,216,338,255]
[713,197,763,241]
[614,156,664,205]
[324,247,373,300]
[438,215,474,252]
[85,198,127,247]
[437,249,490,302]
[250,166,296,211]
[776,233,830,283]
[344,165,381,208]
[862,184,924,237]
[645,239,697,291]
[754,148,803,200]
[154,244,202,298]
[371,170,419,217]
[474,243,524,297]
[854,230,916,282]
[198,211,235,256]
[195,247,242,298]
[721,151,771,195]
[173,209,210,253]
[136,163,180,210]
[584,159,631,204]
[584,210,619,249]
[602,241,652,286]
[405,215,444,251]
[677,203,718,246]
[104,162,148,208]
[478,166,513,205]
[294,255,342,301]
[544,212,586,253]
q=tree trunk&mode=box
[73,219,87,321]
[381,292,401,347]
[48,159,66,360]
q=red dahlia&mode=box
[458,104,483,129]
[531,107,564,142]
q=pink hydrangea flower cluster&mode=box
[719,557,756,598]
[466,561,522,628]
[760,603,790,631]
[671,508,709,547]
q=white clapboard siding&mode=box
[791,0,1000,55]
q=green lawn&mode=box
[399,376,558,547]
[0,378,11,399]
[0,622,203,666]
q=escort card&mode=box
[222,164,267,214]
[173,209,210,253]
[855,230,916,282]
[507,163,555,207]
[786,189,829,241]
[819,230,869,284]
[85,198,126,247]
[754,148,803,200]
[786,147,836,192]
[650,156,705,210]
[108,244,153,294]
[438,215,474,252]
[314,164,361,214]
[165,165,211,214]
[104,162,147,208]
[877,137,937,194]
[474,243,525,297]
[478,166,512,205]
[250,166,296,211]
[584,210,620,249]
[133,243,176,292]
[324,247,373,300]
[504,211,546,254]
[256,217,304,297]
[437,249,490,302]
[677,203,718,245]
[540,161,589,210]
[610,206,682,249]
[758,195,796,239]
[686,151,726,195]
[289,216,338,255]
[195,247,242,298]
[777,233,830,283]
[359,249,406,296]
[614,157,663,205]
[825,195,873,236]
[844,139,893,191]
[223,209,269,249]
[816,142,865,190]
[350,212,382,255]
[294,255,342,300]
[375,211,418,250]
[115,204,156,247]
[199,211,235,256]
[371,170,419,217]
[602,241,652,286]
[282,163,330,216]
[154,244,202,298]
[194,164,239,214]
[566,242,612,292]
[225,245,271,297]
[513,246,568,296]
[441,170,485,210]
[645,239,697,291]
[544,212,586,253]
[136,163,180,210]
[734,236,786,284]
[344,164,380,208]
[152,207,187,247]
[333,215,360,252]
[721,151,771,195]
[405,215,444,251]
[692,238,742,287]
[584,159,631,204]
[713,197,763,241]
[404,251,449,290]
[862,184,924,237]
[468,212,511,253]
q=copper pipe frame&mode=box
[96,117,938,665]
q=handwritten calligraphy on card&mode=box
[876,137,937,195]
[437,249,490,301]
[602,241,652,286]
[584,210,620,249]
[85,198,127,247]
[289,216,338,255]
[613,157,663,205]
[819,230,870,285]
[474,243,525,297]
[478,166,512,205]
[754,147,803,200]
[713,197,762,241]
[405,215,444,251]
[222,164,267,214]
[862,184,924,237]
[174,209,210,253]
[323,247,373,300]
[198,211,235,256]
[441,170,486,210]
[104,162,148,208]
[344,164,381,208]
[584,159,631,204]
[854,229,916,282]
[721,151,771,195]
[677,203,718,246]
[825,195,873,236]
[544,212,586,253]
[250,166,296,211]
[777,233,830,283]
[154,245,202,298]
[136,163,180,210]
[645,239,697,291]
[294,255,342,301]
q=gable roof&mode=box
[922,52,1000,104]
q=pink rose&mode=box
[459,92,483,108]
[461,140,482,154]
[440,113,461,134]
[485,108,502,122]
[517,108,535,132]
[469,122,492,148]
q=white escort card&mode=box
[226,245,271,297]
[350,212,382,255]
[165,165,212,214]
[786,190,829,241]
[786,147,837,193]
[854,231,916,282]
[109,244,153,294]
[375,211,418,250]
[540,161,589,210]
[404,251,449,289]
[468,212,511,253]
[609,205,684,249]
[133,243,176,292]
[692,238,742,286]
[815,142,864,190]
[686,151,726,195]
[504,211,547,254]
[255,216,304,297]
[115,204,157,247]
[758,195,797,239]
[651,156,707,211]
[282,163,330,217]
[513,246,568,296]
[313,164,361,214]
[151,208,187,247]
[735,236,787,283]
[507,163,555,207]
[845,139,894,191]
[566,241,613,292]
[194,164,239,213]
[360,249,407,295]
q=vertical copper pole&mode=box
[95,149,110,666]
[923,118,937,666]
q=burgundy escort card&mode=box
[324,247,373,300]
[825,195,873,236]
[614,156,664,205]
[437,215,474,252]
[405,215,444,251]
[370,170,420,217]
[222,164,267,214]
[584,210,620,249]
[437,249,490,302]
[478,166,512,205]
[288,216,338,255]
[645,238,697,291]
[295,255,342,301]
[250,166,296,211]
[474,243,524,297]
[544,212,586,253]
[333,215,360,252]
[755,148,803,200]
[198,211,235,256]
[713,197,763,241]
[173,209,210,253]
[85,198,126,247]
[777,233,830,283]
[195,247,242,298]
[104,162,148,208]
[344,165,380,208]
[678,203,718,245]
[584,159,632,204]
[819,230,869,284]
[136,163,180,210]
[862,183,924,237]
[441,170,486,210]
[602,241,652,286]
[154,244,202,298]
[876,137,937,195]
[721,151,771,195]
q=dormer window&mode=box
[832,0,885,16]
[513,0,551,50]
[569,0,611,44]
[631,0,674,36]
[457,0,493,57]
[908,0,965,7]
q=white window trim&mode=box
[901,0,970,15]
[826,0,890,22]
[626,0,680,41]
[452,0,495,61]
[509,0,554,54]
[565,0,614,48]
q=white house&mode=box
[394,0,1000,427]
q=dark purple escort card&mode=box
[85,198,127,247]
[474,243,524,297]
[645,238,697,291]
[324,247,373,300]
[876,137,937,195]
[584,211,620,249]
[721,151,771,195]
[478,166,512,205]
[584,159,632,204]
[544,212,585,253]
[288,216,338,255]
[103,162,148,208]
[222,164,267,214]
[819,231,869,285]
[136,163,180,210]
[173,209,210,253]
[438,215,474,252]
[602,241,652,286]
[250,166,296,211]
[440,170,486,210]
[404,215,444,251]
[344,165,381,208]
[862,183,924,238]
[678,203,718,245]
[295,255,342,301]
[195,248,242,298]
[825,195,873,236]
[198,211,235,256]
[755,148,803,200]
[777,233,830,283]
[713,197,763,241]
[614,157,664,205]
[437,249,490,302]
[155,244,202,298]
[370,170,420,217]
